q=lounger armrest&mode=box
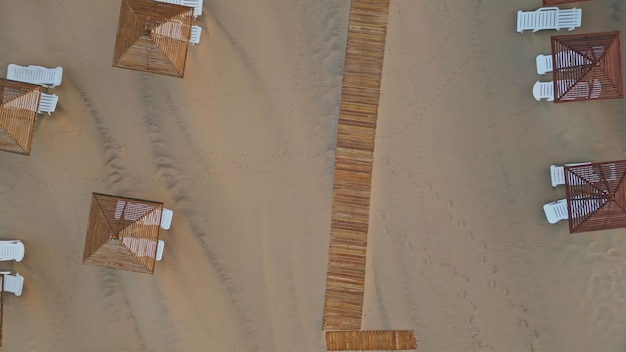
[537,7,560,11]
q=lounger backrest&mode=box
[3,274,23,296]
[160,208,173,230]
[557,8,582,30]
[182,0,202,17]
[156,240,164,261]
[552,202,569,220]
[551,165,565,186]
[28,66,62,86]
[544,200,569,224]
[0,242,24,261]
[190,25,202,45]
[536,54,553,75]
[38,93,59,115]
[533,81,554,101]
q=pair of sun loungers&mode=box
[518,7,584,102]
[533,49,600,101]
[0,240,25,297]
[6,64,63,115]
[543,163,617,224]
[114,200,173,261]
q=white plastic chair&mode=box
[543,199,569,224]
[0,240,25,262]
[550,162,591,187]
[190,25,202,45]
[7,64,63,88]
[161,208,173,230]
[154,0,202,18]
[533,81,554,101]
[0,272,24,296]
[156,240,165,261]
[517,7,582,33]
[38,93,58,115]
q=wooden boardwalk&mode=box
[322,0,390,331]
[326,330,417,351]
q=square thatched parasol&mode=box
[0,79,42,155]
[564,160,626,233]
[112,0,194,77]
[550,31,623,102]
[83,192,164,274]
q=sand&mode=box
[0,0,625,351]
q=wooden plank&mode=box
[322,0,390,331]
[326,330,418,351]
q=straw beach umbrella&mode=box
[564,160,626,233]
[0,79,41,155]
[83,193,164,274]
[550,31,623,102]
[112,0,194,77]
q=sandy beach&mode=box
[1,0,626,351]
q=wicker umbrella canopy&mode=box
[83,193,163,273]
[550,31,623,102]
[112,0,193,77]
[564,160,626,233]
[0,79,41,155]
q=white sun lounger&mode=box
[7,64,63,88]
[190,25,202,45]
[0,272,24,296]
[536,51,591,75]
[38,93,58,115]
[161,208,173,230]
[552,162,618,187]
[533,81,554,101]
[543,199,569,224]
[545,197,607,224]
[550,162,591,187]
[533,79,598,101]
[156,240,165,261]
[517,7,582,33]
[0,240,25,262]
[154,0,202,18]
[536,54,553,75]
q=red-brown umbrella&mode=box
[550,31,623,102]
[564,160,626,233]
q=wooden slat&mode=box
[326,330,417,351]
[322,0,390,331]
